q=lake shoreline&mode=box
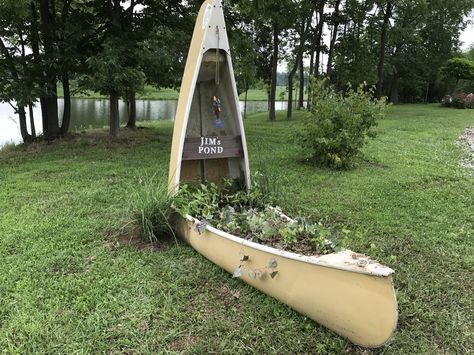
[1,99,293,147]
[57,95,303,103]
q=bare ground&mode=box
[459,127,474,172]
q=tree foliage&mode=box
[441,57,474,83]
[1,0,474,143]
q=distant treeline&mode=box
[1,1,473,141]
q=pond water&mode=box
[0,98,291,146]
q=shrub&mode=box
[442,92,474,109]
[441,94,453,107]
[297,79,388,168]
[452,92,467,108]
[466,93,474,109]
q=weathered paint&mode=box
[179,215,398,348]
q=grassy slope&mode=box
[58,83,289,101]
[0,105,473,353]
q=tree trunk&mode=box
[17,105,33,143]
[314,1,325,77]
[60,74,71,136]
[110,92,120,137]
[307,48,315,111]
[309,50,314,80]
[424,82,429,103]
[287,74,294,119]
[376,2,393,99]
[58,1,71,137]
[269,22,279,121]
[287,16,311,118]
[126,89,137,128]
[326,0,340,79]
[244,86,248,119]
[298,56,304,109]
[39,0,59,140]
[29,103,36,138]
[267,87,270,111]
[294,86,298,109]
[390,72,399,104]
[40,86,59,140]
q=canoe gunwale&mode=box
[184,214,394,277]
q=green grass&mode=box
[238,86,289,101]
[0,105,473,353]
[58,82,290,101]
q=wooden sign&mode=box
[182,135,243,160]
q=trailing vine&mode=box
[173,179,349,256]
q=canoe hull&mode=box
[178,217,398,348]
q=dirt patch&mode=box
[186,283,244,313]
[216,285,243,305]
[106,226,175,253]
[169,334,198,352]
[462,127,474,151]
[459,127,474,172]
[1,127,159,157]
[362,159,387,169]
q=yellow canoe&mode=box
[168,0,398,347]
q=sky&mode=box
[460,21,474,50]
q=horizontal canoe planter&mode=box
[177,214,398,348]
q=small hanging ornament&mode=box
[212,95,223,129]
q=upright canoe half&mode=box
[168,0,398,348]
[168,0,250,192]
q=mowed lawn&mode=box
[0,105,472,353]
[57,83,290,101]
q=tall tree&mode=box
[313,0,326,76]
[0,1,40,142]
[326,0,342,79]
[80,0,146,136]
[375,1,393,99]
[239,0,295,121]
[286,4,313,118]
[1,0,93,141]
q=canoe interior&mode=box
[180,49,246,185]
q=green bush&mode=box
[298,79,388,168]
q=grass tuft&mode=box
[127,172,177,244]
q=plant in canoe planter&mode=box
[166,0,398,348]
[172,180,345,278]
[173,180,338,257]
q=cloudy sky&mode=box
[460,22,474,50]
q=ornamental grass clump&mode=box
[128,173,177,243]
[298,79,388,168]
